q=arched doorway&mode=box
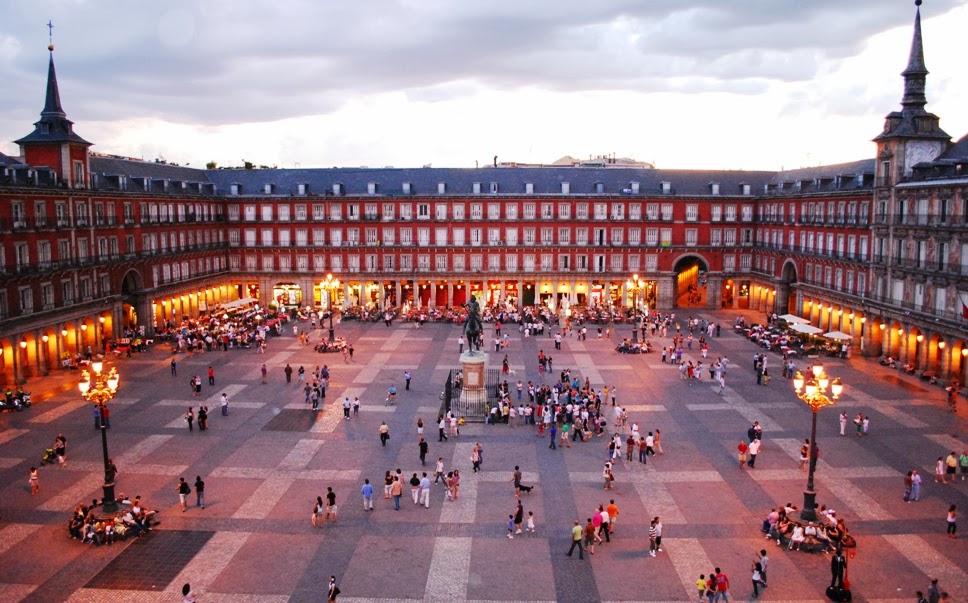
[120,269,145,332]
[778,261,798,314]
[673,255,708,308]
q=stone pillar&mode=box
[656,275,675,311]
[457,351,488,419]
[706,275,722,310]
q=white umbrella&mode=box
[791,323,823,335]
[779,314,809,324]
[824,331,852,341]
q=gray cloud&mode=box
[0,0,959,132]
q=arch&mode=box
[777,259,798,315]
[672,253,709,308]
[120,269,144,295]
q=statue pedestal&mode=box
[456,351,488,419]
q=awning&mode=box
[791,323,823,335]
[824,331,852,341]
[779,314,809,324]
[222,297,258,310]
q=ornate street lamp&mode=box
[626,274,645,342]
[79,361,121,512]
[323,273,341,343]
[792,364,843,521]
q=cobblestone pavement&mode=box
[0,310,966,602]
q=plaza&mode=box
[0,310,965,602]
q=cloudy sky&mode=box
[1,0,966,171]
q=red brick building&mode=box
[2,3,966,385]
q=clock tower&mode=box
[873,0,950,184]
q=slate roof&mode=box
[0,151,23,167]
[203,166,776,198]
[90,156,211,182]
[14,54,92,147]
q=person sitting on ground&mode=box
[803,521,819,547]
[770,513,792,543]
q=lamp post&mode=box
[626,274,645,342]
[323,273,340,343]
[792,364,843,521]
[78,361,121,512]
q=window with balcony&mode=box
[645,228,658,246]
[685,204,698,221]
[646,204,659,220]
[685,229,698,246]
[576,203,588,219]
[660,228,672,246]
[524,228,536,246]
[505,229,518,245]
[470,204,482,220]
[576,229,588,245]
[558,228,571,245]
[559,203,571,220]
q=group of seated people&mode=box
[761,503,855,553]
[614,339,653,354]
[68,495,158,545]
[313,337,347,353]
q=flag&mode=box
[961,292,968,320]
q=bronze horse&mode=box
[463,297,483,353]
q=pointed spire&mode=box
[901,0,928,110]
[42,50,66,118]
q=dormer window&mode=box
[333,183,343,196]
[437,182,446,194]
[403,182,412,195]
[710,183,720,195]
[473,182,481,194]
[630,181,640,194]
[561,182,570,194]
[525,182,534,195]
[40,123,50,135]
[297,183,308,195]
[741,184,751,196]
[264,184,275,194]
[230,183,242,196]
[490,182,498,194]
[661,181,671,194]
[595,182,604,194]
[367,182,377,195]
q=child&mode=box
[507,514,515,539]
[696,574,707,603]
[526,511,536,535]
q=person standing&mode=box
[928,579,941,603]
[325,487,337,523]
[648,518,658,557]
[361,479,374,511]
[194,475,205,509]
[748,438,761,469]
[434,458,446,484]
[261,364,268,384]
[185,408,194,431]
[327,575,340,603]
[471,444,482,473]
[799,439,810,471]
[207,366,215,386]
[830,549,847,588]
[839,411,848,436]
[758,550,769,587]
[737,440,748,469]
[197,406,208,431]
[751,562,764,598]
[654,516,664,552]
[946,505,957,538]
[566,519,584,559]
[438,415,448,442]
[911,469,922,501]
[418,437,428,465]
[221,392,229,416]
[28,466,39,495]
[549,423,557,450]
[177,477,191,512]
[379,422,390,447]
[343,397,351,420]
[171,359,177,376]
[405,370,412,390]
[284,364,293,384]
[513,500,524,535]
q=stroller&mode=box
[41,448,57,466]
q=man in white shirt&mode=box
[419,473,431,508]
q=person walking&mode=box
[221,392,229,416]
[648,518,659,557]
[418,437,428,465]
[53,434,67,467]
[758,550,769,587]
[405,370,412,390]
[737,440,748,469]
[171,359,177,376]
[261,363,268,384]
[343,397,351,420]
[438,415,448,442]
[361,479,374,511]
[197,406,208,431]
[549,423,558,450]
[194,475,205,509]
[177,477,191,512]
[471,444,482,473]
[912,469,922,501]
[410,473,421,505]
[327,575,340,603]
[284,364,293,384]
[748,438,761,468]
[751,562,765,597]
[312,496,324,527]
[904,471,914,502]
[29,466,39,495]
[713,567,730,603]
[435,458,446,484]
[419,472,431,508]
[946,504,957,538]
[566,519,585,559]
[379,422,390,447]
[390,475,403,511]
[325,487,337,523]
